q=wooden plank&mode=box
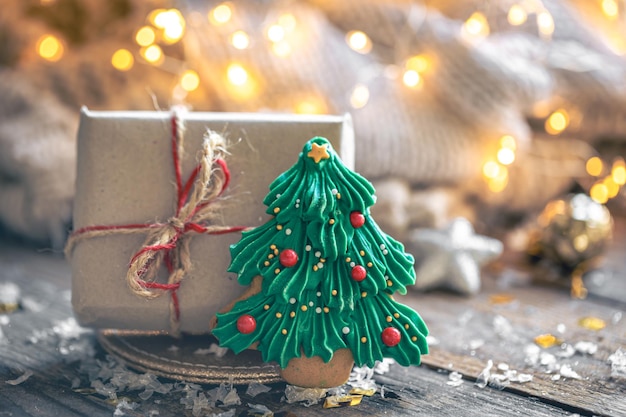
[0,237,622,416]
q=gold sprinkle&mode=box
[264,261,270,266]
[361,291,367,298]
[349,387,375,396]
[331,290,338,296]
[386,316,392,323]
[361,337,367,343]
[411,336,418,342]
[276,225,283,230]
[282,329,288,335]
[274,268,281,274]
[579,316,606,331]
[346,257,351,263]
[320,258,326,263]
[360,250,365,256]
[276,312,282,318]
[387,279,393,287]
[274,207,280,213]
[313,265,319,272]
[290,311,296,318]
[329,219,335,225]
[270,244,277,250]
[268,254,274,259]
[264,304,270,310]
[301,305,308,312]
[404,323,410,330]
[367,262,373,268]
[490,293,515,304]
[323,394,363,408]
[534,333,561,348]
[323,307,330,313]
[393,313,400,319]
[274,249,279,255]
[336,193,341,199]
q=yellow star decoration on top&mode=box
[307,142,330,164]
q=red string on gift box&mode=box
[65,111,248,336]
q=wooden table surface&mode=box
[0,225,624,417]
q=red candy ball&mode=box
[236,314,256,334]
[351,265,367,282]
[279,249,299,267]
[350,211,365,228]
[381,327,402,347]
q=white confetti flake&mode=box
[493,315,513,339]
[246,382,272,397]
[0,282,20,305]
[559,364,582,380]
[113,398,138,416]
[222,387,241,406]
[556,323,566,334]
[475,360,493,388]
[574,341,598,355]
[248,404,273,417]
[447,371,464,387]
[497,363,509,371]
[469,339,485,350]
[284,385,327,406]
[5,370,33,385]
[612,311,623,325]
[552,374,561,381]
[556,344,576,358]
[608,348,626,378]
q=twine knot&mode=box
[65,112,248,336]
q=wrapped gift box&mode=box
[70,108,354,334]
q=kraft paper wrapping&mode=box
[71,108,354,334]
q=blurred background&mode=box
[1,0,626,279]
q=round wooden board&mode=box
[98,330,282,385]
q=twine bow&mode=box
[66,112,247,336]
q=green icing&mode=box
[213,137,428,369]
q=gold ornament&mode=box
[530,194,613,298]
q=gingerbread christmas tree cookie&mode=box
[212,137,428,387]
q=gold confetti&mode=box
[323,394,363,408]
[349,387,376,396]
[578,316,606,331]
[534,333,561,348]
[489,293,515,304]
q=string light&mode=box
[488,166,509,192]
[148,9,167,26]
[295,96,327,114]
[278,14,297,32]
[586,156,604,176]
[612,159,626,185]
[462,12,490,41]
[483,161,501,179]
[267,24,285,43]
[271,41,292,57]
[402,70,422,89]
[346,30,372,54]
[507,4,528,26]
[36,34,64,62]
[604,176,620,198]
[590,182,609,204]
[210,3,233,25]
[545,109,569,135]
[537,11,555,37]
[180,69,200,92]
[227,63,249,86]
[497,148,515,165]
[405,55,429,73]
[111,49,134,71]
[230,30,250,49]
[350,84,370,109]
[141,44,164,65]
[135,26,156,47]
[602,0,619,19]
[153,9,178,29]
[500,135,517,151]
